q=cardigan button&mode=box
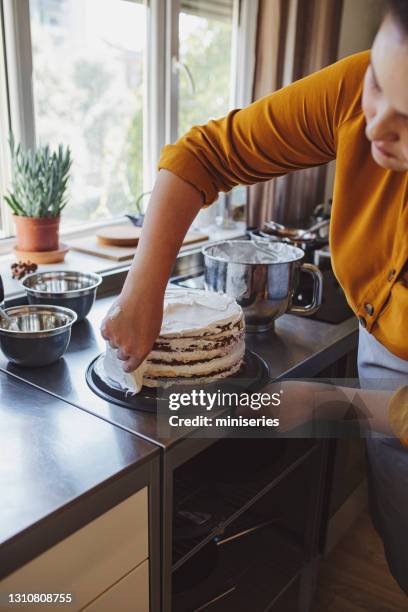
[387,269,396,281]
[358,316,367,328]
[364,303,374,316]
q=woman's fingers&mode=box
[116,348,130,361]
[107,340,145,371]
[100,322,109,340]
[100,292,164,377]
[100,319,119,349]
[101,325,143,370]
[123,354,143,373]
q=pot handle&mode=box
[289,263,323,316]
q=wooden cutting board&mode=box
[68,228,209,261]
[96,225,143,246]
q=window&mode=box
[0,0,12,238]
[30,0,147,226]
[0,0,257,238]
[177,0,234,137]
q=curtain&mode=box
[181,0,233,20]
[247,0,288,228]
[247,0,343,229]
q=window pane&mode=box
[178,0,233,137]
[29,0,147,227]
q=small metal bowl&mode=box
[0,304,77,367]
[21,271,102,321]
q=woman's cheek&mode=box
[362,71,375,116]
[362,89,377,126]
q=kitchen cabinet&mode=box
[81,560,149,612]
[166,437,328,612]
[0,488,149,611]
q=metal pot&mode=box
[0,304,77,366]
[203,241,323,332]
[249,229,325,264]
[21,270,102,321]
[263,217,330,241]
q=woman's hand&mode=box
[100,286,164,373]
[99,169,203,373]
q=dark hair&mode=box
[387,0,408,34]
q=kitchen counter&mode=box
[0,294,359,449]
[0,370,159,581]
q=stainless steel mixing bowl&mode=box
[0,304,77,366]
[203,240,323,332]
[21,270,102,321]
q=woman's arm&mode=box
[101,169,202,372]
[159,52,369,205]
[101,53,369,370]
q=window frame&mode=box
[0,0,258,245]
[0,0,13,238]
[165,0,258,143]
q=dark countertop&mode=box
[0,370,159,579]
[0,295,359,450]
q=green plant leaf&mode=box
[4,134,72,217]
[4,193,26,216]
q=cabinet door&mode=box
[82,560,149,612]
[0,488,148,611]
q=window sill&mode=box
[0,216,132,255]
[1,222,246,301]
[0,249,123,301]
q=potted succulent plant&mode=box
[4,135,72,252]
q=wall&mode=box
[337,0,383,58]
[324,0,383,200]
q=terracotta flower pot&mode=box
[13,215,61,252]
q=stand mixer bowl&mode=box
[203,241,323,332]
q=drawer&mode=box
[0,488,148,611]
[81,560,149,612]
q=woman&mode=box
[102,0,408,594]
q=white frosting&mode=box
[160,290,242,337]
[98,341,146,394]
[99,289,244,395]
[109,304,122,320]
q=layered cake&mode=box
[99,289,245,393]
